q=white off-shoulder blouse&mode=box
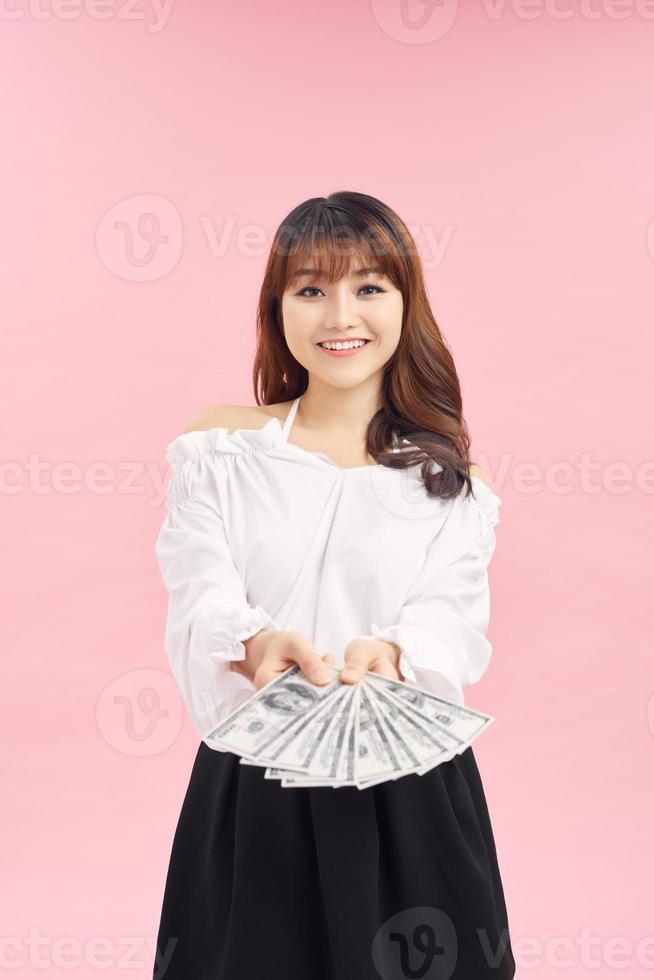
[155,394,502,745]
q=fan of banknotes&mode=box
[204,662,494,789]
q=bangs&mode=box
[280,210,403,291]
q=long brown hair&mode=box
[253,190,476,501]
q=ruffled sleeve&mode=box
[355,478,502,705]
[155,430,280,742]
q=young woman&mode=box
[152,191,516,980]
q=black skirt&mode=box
[151,741,516,980]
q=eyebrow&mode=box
[292,266,384,279]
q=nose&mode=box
[322,285,361,331]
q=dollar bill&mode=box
[209,662,494,788]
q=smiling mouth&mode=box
[316,339,372,350]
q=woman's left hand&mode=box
[339,637,404,684]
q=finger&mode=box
[368,660,400,681]
[290,639,332,685]
[322,653,335,665]
[253,649,296,690]
[340,643,375,684]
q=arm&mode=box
[155,431,280,742]
[354,473,502,704]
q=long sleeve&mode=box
[155,445,279,743]
[355,481,502,705]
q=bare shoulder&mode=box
[183,400,293,436]
[469,463,493,489]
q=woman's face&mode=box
[281,263,404,388]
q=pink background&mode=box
[2,3,653,977]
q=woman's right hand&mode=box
[233,629,335,691]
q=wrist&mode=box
[231,628,275,680]
[377,639,401,669]
[377,639,407,680]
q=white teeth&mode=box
[319,340,368,350]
